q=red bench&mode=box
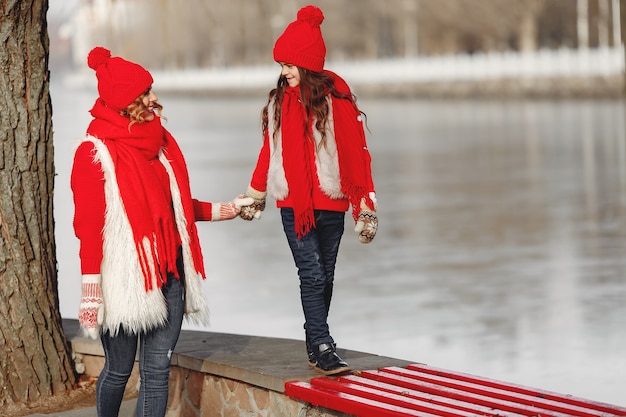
[285,364,626,417]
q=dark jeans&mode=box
[281,208,345,350]
[96,272,184,417]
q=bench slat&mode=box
[285,364,626,417]
[407,364,626,416]
[284,380,435,417]
[336,374,538,417]
[371,367,615,417]
[311,376,501,417]
[359,369,597,417]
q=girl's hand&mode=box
[354,198,378,243]
[212,196,254,221]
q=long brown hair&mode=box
[261,68,363,150]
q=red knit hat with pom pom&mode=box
[273,5,326,72]
[87,47,153,111]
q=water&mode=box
[51,82,626,406]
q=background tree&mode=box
[69,0,617,70]
[0,0,76,410]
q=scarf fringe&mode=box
[89,137,168,335]
[295,210,316,239]
[87,136,209,334]
[159,151,209,324]
[267,87,375,230]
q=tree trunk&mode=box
[0,0,77,408]
[577,0,589,48]
[621,0,626,94]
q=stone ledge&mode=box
[63,318,412,394]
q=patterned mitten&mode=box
[211,195,254,221]
[79,274,104,340]
[354,198,378,244]
[239,186,267,221]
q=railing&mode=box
[64,47,624,93]
[332,46,624,84]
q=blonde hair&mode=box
[120,88,165,128]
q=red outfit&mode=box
[248,71,375,237]
[249,129,351,213]
[71,99,212,284]
[71,141,215,275]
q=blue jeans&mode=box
[96,269,184,417]
[281,208,345,349]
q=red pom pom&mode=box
[87,47,111,70]
[297,5,324,27]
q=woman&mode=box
[71,47,252,417]
[239,5,378,376]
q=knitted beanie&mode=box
[273,5,326,72]
[87,47,153,111]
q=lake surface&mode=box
[51,82,626,406]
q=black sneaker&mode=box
[307,349,316,367]
[306,338,316,367]
[313,343,351,376]
[307,342,336,368]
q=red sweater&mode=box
[71,141,215,275]
[249,131,350,213]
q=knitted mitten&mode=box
[239,185,267,221]
[79,274,104,339]
[211,195,254,221]
[354,198,378,244]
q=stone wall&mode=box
[65,319,409,417]
[166,366,351,417]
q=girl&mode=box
[71,47,252,417]
[240,5,378,376]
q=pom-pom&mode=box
[87,47,111,70]
[297,5,324,27]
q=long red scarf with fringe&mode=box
[281,73,375,239]
[87,99,205,291]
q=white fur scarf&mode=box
[86,136,208,336]
[266,96,345,201]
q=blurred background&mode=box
[49,0,623,96]
[48,0,625,406]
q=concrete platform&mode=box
[22,319,411,416]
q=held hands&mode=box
[78,274,104,340]
[212,195,255,221]
[239,186,267,221]
[354,197,378,244]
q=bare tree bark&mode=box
[0,0,76,408]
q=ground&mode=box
[4,377,139,417]
[2,376,137,417]
[3,378,98,417]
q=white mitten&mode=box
[354,197,378,244]
[78,274,104,340]
[211,195,254,221]
[239,185,267,221]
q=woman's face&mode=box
[141,88,158,120]
[279,62,300,87]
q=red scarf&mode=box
[87,99,205,290]
[282,87,316,238]
[329,72,375,218]
[281,73,375,238]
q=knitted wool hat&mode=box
[87,47,153,111]
[273,5,326,72]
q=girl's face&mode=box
[141,88,158,120]
[279,62,300,87]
